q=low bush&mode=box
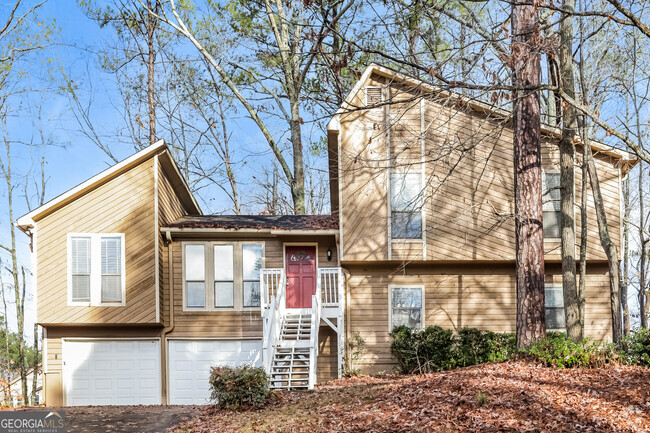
[390,325,455,373]
[620,328,650,366]
[524,332,619,368]
[209,365,270,410]
[455,328,516,367]
[390,325,516,374]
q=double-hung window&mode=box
[545,284,565,331]
[68,233,125,306]
[184,242,264,311]
[214,245,234,308]
[389,286,424,331]
[185,244,206,308]
[542,170,561,239]
[391,172,423,239]
[242,244,263,308]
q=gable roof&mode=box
[327,63,639,174]
[163,214,338,234]
[16,140,201,230]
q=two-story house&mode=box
[17,64,637,406]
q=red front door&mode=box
[285,245,317,309]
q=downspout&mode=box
[160,231,174,405]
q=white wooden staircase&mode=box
[260,268,344,390]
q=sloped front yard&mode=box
[171,361,650,433]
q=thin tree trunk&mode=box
[622,177,630,335]
[512,0,546,348]
[31,324,38,405]
[146,0,158,145]
[639,160,648,328]
[558,0,581,342]
[584,141,622,342]
[578,137,588,335]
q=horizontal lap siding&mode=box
[36,160,157,325]
[339,72,623,263]
[158,162,191,327]
[347,263,613,375]
[166,235,338,339]
[317,325,338,382]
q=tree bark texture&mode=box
[512,0,546,348]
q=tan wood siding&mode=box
[164,235,337,339]
[158,161,193,327]
[36,160,157,325]
[338,72,623,263]
[346,263,613,375]
[317,325,338,382]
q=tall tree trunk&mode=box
[558,0,581,342]
[622,177,630,335]
[31,324,38,405]
[639,160,648,328]
[512,0,546,348]
[578,135,588,335]
[289,99,305,214]
[584,140,622,342]
[146,0,158,145]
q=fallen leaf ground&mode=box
[171,361,650,433]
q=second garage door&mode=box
[63,339,161,406]
[168,340,262,405]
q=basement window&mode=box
[389,286,424,331]
[68,233,125,306]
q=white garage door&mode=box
[63,340,161,406]
[168,340,262,405]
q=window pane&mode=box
[391,287,423,330]
[101,237,121,274]
[215,282,234,307]
[185,245,205,280]
[186,281,205,308]
[72,275,90,302]
[543,172,561,211]
[71,237,91,274]
[243,281,261,308]
[214,245,234,281]
[242,245,263,281]
[543,210,561,238]
[391,172,422,211]
[546,307,566,329]
[392,288,422,309]
[102,275,122,302]
[392,308,422,330]
[545,285,564,308]
[391,211,422,239]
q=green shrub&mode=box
[524,332,618,368]
[454,328,516,367]
[620,328,650,366]
[390,326,515,373]
[390,325,455,373]
[209,365,270,410]
[342,331,366,377]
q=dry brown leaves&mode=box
[170,361,650,433]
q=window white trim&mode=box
[182,241,265,312]
[388,284,425,332]
[67,233,126,307]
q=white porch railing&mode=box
[308,284,321,389]
[260,267,345,388]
